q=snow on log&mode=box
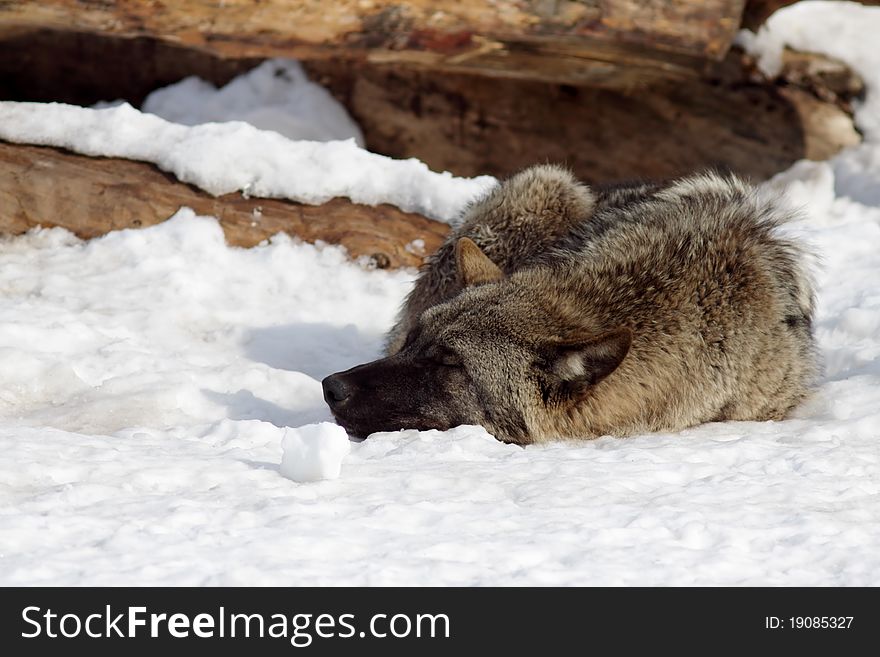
[0,101,494,223]
[0,141,449,269]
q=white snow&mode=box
[142,59,366,147]
[280,423,351,482]
[1,2,879,585]
[0,102,494,223]
[738,1,880,208]
[737,0,880,138]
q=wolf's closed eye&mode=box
[433,349,462,367]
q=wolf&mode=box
[322,165,817,444]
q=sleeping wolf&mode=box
[322,165,817,444]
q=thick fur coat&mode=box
[323,165,817,444]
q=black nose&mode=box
[322,374,352,407]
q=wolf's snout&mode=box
[322,374,352,407]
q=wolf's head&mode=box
[322,239,631,444]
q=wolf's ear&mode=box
[550,327,632,394]
[455,237,503,287]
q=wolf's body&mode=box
[323,166,817,444]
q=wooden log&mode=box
[0,29,263,108]
[306,47,861,184]
[0,0,749,88]
[0,141,449,269]
[0,28,862,186]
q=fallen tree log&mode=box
[0,3,866,261]
[0,28,863,186]
[0,0,749,88]
[0,141,449,269]
[307,46,861,183]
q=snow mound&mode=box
[142,59,365,147]
[280,423,351,483]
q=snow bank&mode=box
[142,59,365,147]
[0,185,877,584]
[0,101,494,223]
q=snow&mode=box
[0,102,494,223]
[738,1,880,207]
[141,59,366,147]
[1,3,879,585]
[737,1,880,138]
[280,423,351,482]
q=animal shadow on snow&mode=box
[202,322,383,430]
[200,389,328,429]
[242,322,384,380]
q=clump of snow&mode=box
[0,101,494,223]
[405,238,427,256]
[142,59,365,147]
[280,423,351,482]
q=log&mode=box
[0,29,862,186]
[0,0,749,88]
[306,47,861,183]
[0,141,449,269]
[0,3,864,258]
[0,29,263,108]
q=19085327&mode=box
[765,616,854,630]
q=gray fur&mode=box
[323,165,818,444]
[385,164,597,354]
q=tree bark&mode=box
[1,27,861,187]
[306,47,860,184]
[0,0,749,88]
